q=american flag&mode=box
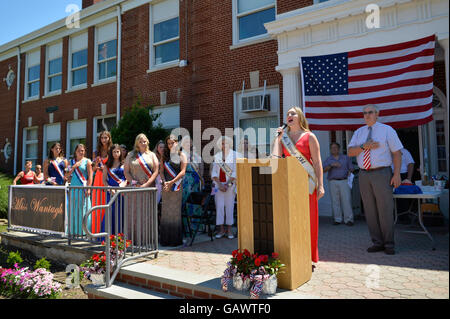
[300,35,435,130]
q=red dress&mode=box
[92,155,108,233]
[20,171,35,185]
[282,132,319,263]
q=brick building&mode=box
[0,0,448,216]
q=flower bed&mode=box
[0,263,61,299]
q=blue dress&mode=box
[48,159,67,185]
[68,158,91,237]
[102,166,125,235]
[181,162,203,233]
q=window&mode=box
[67,120,87,159]
[93,115,116,151]
[23,127,38,168]
[150,105,180,129]
[234,0,275,43]
[235,86,280,157]
[43,123,61,159]
[69,33,88,89]
[26,50,40,99]
[150,0,179,67]
[46,42,62,94]
[96,22,117,82]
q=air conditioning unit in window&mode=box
[241,94,270,112]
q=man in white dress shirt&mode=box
[348,104,403,255]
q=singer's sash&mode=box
[280,129,317,194]
[164,161,182,191]
[51,159,65,180]
[71,159,87,186]
[216,155,237,194]
[107,166,124,185]
[189,156,204,190]
[136,152,153,178]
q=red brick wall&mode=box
[277,0,313,15]
[82,0,104,9]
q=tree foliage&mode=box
[111,96,170,152]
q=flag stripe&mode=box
[348,48,434,70]
[309,116,433,131]
[347,76,434,94]
[348,62,434,82]
[349,69,434,88]
[347,35,435,58]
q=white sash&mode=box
[136,152,153,178]
[107,166,124,185]
[280,129,317,195]
[51,159,65,180]
[164,162,182,191]
[216,155,237,194]
[71,159,87,187]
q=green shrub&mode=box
[0,173,14,219]
[34,257,51,271]
[7,251,23,266]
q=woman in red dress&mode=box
[272,107,325,265]
[13,160,37,185]
[91,130,112,233]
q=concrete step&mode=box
[84,281,181,299]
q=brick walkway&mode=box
[146,217,449,299]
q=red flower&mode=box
[92,254,99,262]
[232,250,238,258]
[254,258,261,267]
[260,255,269,263]
[252,254,258,260]
[272,252,279,259]
[243,249,251,257]
[237,253,243,262]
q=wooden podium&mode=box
[236,157,312,290]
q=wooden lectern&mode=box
[236,157,312,290]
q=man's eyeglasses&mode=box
[363,111,376,115]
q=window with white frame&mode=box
[93,115,116,151]
[23,127,39,168]
[235,86,279,157]
[46,42,62,95]
[234,0,275,43]
[96,22,117,82]
[43,123,61,159]
[26,50,40,99]
[69,32,88,89]
[150,105,180,129]
[150,0,179,67]
[67,120,87,159]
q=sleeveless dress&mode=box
[68,158,91,237]
[181,153,203,234]
[161,156,183,247]
[48,159,67,185]
[20,171,35,185]
[102,165,125,235]
[282,132,319,263]
[92,152,108,234]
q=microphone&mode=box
[277,123,288,136]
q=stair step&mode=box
[85,281,180,299]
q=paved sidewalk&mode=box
[146,217,449,299]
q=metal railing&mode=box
[80,187,159,287]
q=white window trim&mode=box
[22,126,39,170]
[44,42,63,98]
[67,33,89,93]
[43,123,61,160]
[92,114,116,152]
[151,104,180,130]
[232,0,276,46]
[66,119,87,159]
[94,22,118,84]
[148,4,180,71]
[24,50,41,101]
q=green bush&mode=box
[7,251,23,267]
[0,172,14,219]
[111,95,170,152]
[34,257,51,271]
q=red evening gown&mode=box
[282,132,319,263]
[92,155,107,233]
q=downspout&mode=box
[13,46,21,175]
[116,5,122,124]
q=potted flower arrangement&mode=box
[80,233,131,285]
[221,249,285,299]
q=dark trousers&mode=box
[359,167,395,249]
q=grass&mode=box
[0,172,14,220]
